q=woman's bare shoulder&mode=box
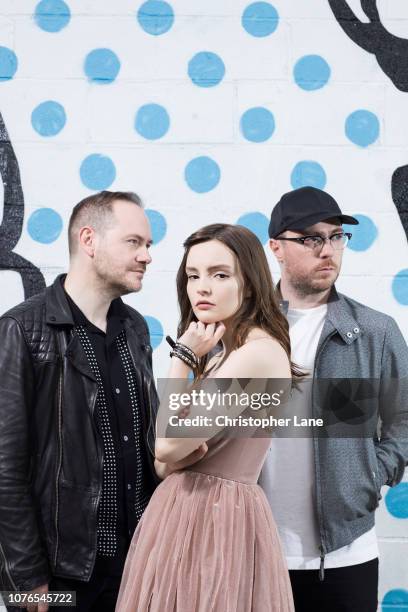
[244,328,286,351]
[214,331,290,378]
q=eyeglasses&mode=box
[275,232,352,251]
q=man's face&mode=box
[270,219,344,296]
[93,201,153,296]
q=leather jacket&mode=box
[0,275,160,592]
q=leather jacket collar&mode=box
[45,273,132,327]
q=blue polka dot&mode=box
[80,154,116,190]
[146,209,167,244]
[345,110,380,147]
[293,55,331,91]
[27,208,63,244]
[84,49,120,84]
[382,589,408,612]
[137,0,174,35]
[237,212,269,245]
[34,0,70,32]
[184,156,221,193]
[240,107,275,142]
[385,483,408,518]
[144,315,163,349]
[188,52,225,88]
[31,101,66,137]
[242,2,279,37]
[0,47,17,81]
[343,214,378,251]
[135,104,170,140]
[392,269,408,305]
[291,161,327,190]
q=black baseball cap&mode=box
[268,186,359,239]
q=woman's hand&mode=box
[178,322,226,358]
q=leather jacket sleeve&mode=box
[0,316,50,591]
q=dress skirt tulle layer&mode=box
[115,470,294,612]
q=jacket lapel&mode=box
[64,332,97,382]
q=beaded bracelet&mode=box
[177,342,197,361]
[166,335,199,370]
[170,348,196,370]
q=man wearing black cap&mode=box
[259,186,408,612]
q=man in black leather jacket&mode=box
[0,191,174,611]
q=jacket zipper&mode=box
[313,331,336,582]
[53,354,63,568]
[319,546,325,581]
[92,439,103,570]
[0,540,17,590]
[85,384,101,571]
[142,375,155,458]
[126,340,155,458]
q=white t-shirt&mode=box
[259,303,379,569]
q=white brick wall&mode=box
[0,1,407,609]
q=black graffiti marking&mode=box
[391,166,408,241]
[328,0,408,92]
[0,112,45,300]
[328,1,408,244]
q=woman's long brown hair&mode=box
[176,223,302,379]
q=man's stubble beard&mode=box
[288,266,340,298]
[94,254,138,298]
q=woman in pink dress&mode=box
[115,224,296,611]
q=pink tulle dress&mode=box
[115,431,295,612]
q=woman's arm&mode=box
[154,443,208,479]
[156,338,291,463]
[155,322,225,463]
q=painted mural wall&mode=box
[0,0,407,609]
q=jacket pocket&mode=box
[53,482,98,578]
[336,442,381,520]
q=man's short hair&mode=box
[68,190,143,256]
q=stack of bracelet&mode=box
[166,335,199,371]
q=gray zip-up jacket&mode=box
[281,287,408,579]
